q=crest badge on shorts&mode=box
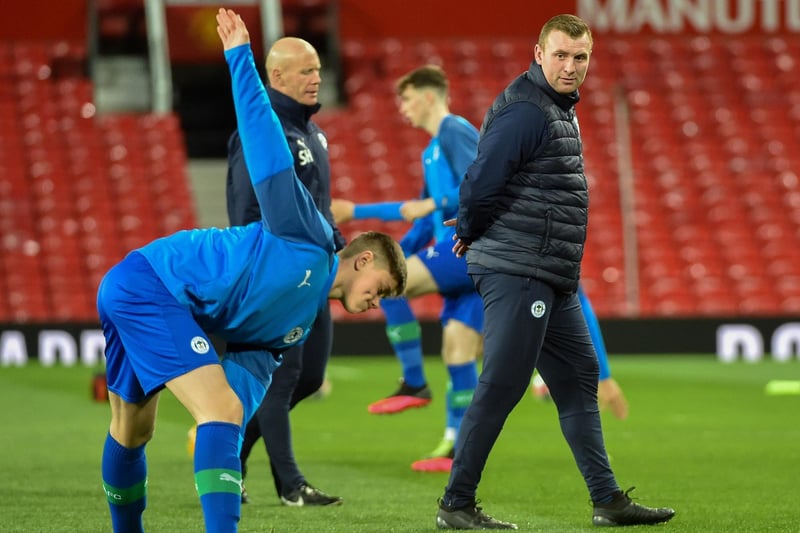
[190,336,210,354]
[531,300,546,318]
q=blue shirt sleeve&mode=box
[351,201,433,255]
[399,214,434,256]
[225,44,331,249]
[353,202,405,221]
[456,101,546,244]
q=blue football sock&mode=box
[194,422,242,533]
[380,297,426,387]
[102,434,147,533]
[446,360,478,436]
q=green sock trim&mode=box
[386,321,421,344]
[449,388,475,409]
[194,468,242,497]
[103,479,147,506]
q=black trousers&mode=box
[239,303,332,497]
[442,272,619,507]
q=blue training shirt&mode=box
[425,114,478,243]
[353,114,478,251]
[137,44,337,352]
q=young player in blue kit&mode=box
[332,65,481,472]
[96,9,406,533]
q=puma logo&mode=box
[298,269,312,288]
[219,473,243,491]
[387,327,401,342]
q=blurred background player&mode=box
[332,65,480,473]
[226,36,344,506]
[532,285,629,420]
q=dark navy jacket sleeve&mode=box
[456,101,546,244]
[226,130,261,226]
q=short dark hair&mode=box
[339,231,407,296]
[395,64,449,98]
[538,14,593,50]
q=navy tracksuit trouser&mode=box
[442,272,620,508]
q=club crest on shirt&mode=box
[316,132,327,150]
[190,336,210,354]
[283,327,304,344]
[530,300,546,319]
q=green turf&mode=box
[1,355,799,532]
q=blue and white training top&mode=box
[353,114,478,253]
[136,44,337,352]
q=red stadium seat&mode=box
[0,38,196,322]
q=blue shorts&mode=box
[440,290,484,333]
[96,252,220,403]
[415,240,484,333]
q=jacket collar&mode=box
[528,62,580,111]
[266,86,322,129]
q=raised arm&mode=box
[217,9,292,183]
[216,8,331,248]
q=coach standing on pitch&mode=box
[434,14,676,529]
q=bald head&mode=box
[266,37,322,106]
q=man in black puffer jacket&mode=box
[435,14,676,530]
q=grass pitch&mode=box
[1,354,798,532]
